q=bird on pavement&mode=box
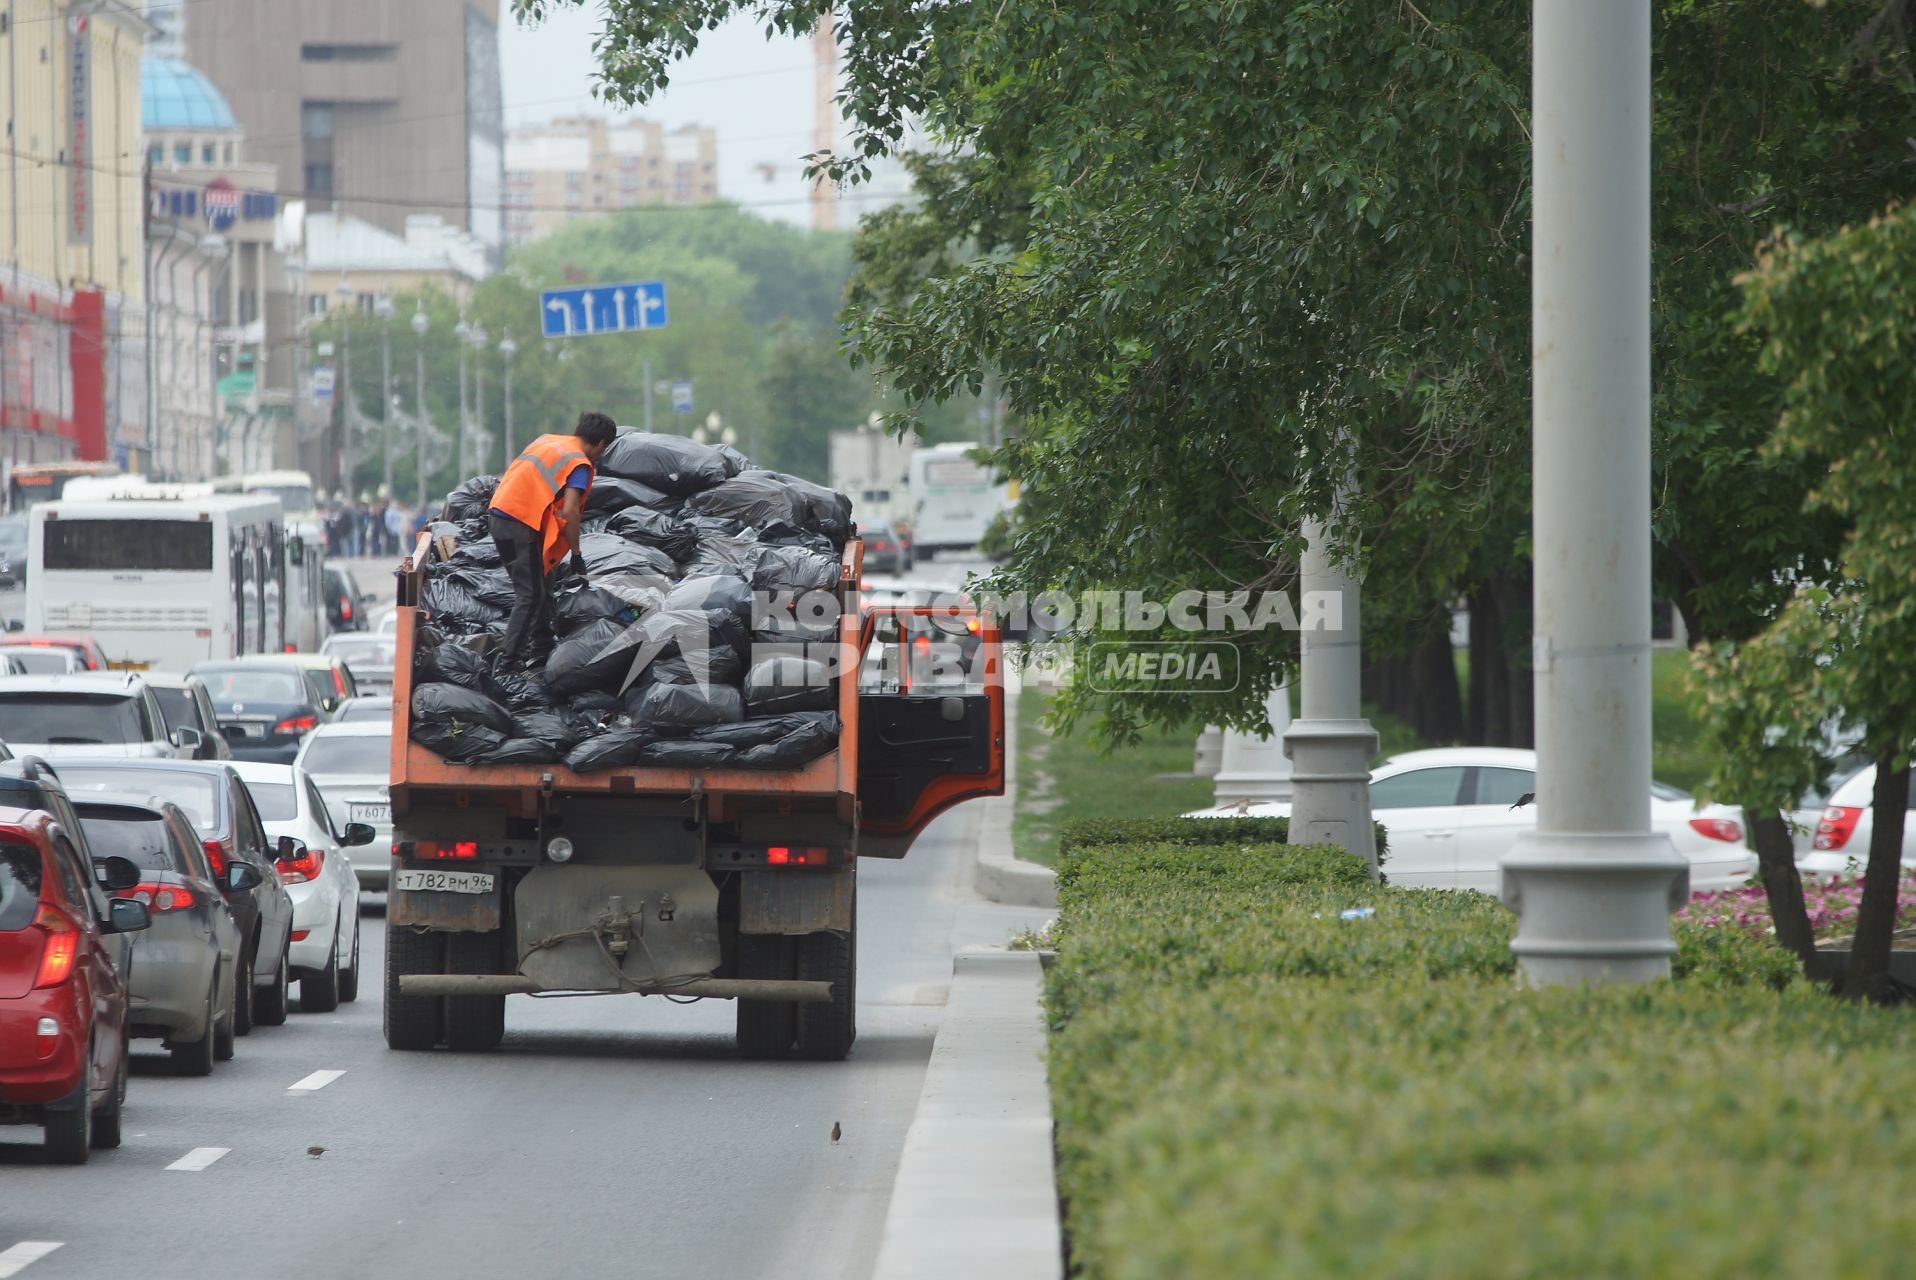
[831,1122,842,1145]
[1509,793,1535,810]
[307,1146,326,1159]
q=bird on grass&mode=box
[1509,792,1535,811]
[831,1122,842,1145]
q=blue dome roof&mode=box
[141,57,237,130]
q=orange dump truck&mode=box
[382,536,1003,1061]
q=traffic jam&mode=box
[0,465,392,1163]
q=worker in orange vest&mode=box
[487,411,618,667]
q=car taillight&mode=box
[203,838,229,877]
[277,846,325,884]
[966,617,981,634]
[332,667,347,696]
[340,596,354,620]
[129,882,198,912]
[32,904,79,988]
[1688,817,1743,843]
[274,715,318,735]
[1816,805,1864,851]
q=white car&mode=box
[1794,762,1914,881]
[1186,746,1756,894]
[229,760,372,1011]
[375,609,399,636]
[320,634,397,696]
[295,721,393,889]
[332,696,394,724]
[0,673,201,759]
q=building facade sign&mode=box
[67,13,91,244]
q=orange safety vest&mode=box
[490,434,594,572]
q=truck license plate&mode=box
[350,802,390,824]
[394,869,493,894]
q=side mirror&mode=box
[224,862,263,893]
[95,855,142,891]
[320,696,339,714]
[342,822,376,848]
[275,835,307,863]
[106,898,151,935]
[4,620,20,633]
[172,726,204,754]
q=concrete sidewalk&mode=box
[869,950,1061,1280]
[974,678,1059,909]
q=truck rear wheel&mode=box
[795,928,855,1062]
[444,930,506,1052]
[385,925,446,1051]
[735,933,796,1059]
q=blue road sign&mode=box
[671,380,694,413]
[539,280,667,338]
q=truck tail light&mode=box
[1815,806,1864,851]
[766,846,829,866]
[402,840,478,860]
[32,904,79,988]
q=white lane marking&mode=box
[0,1243,63,1278]
[287,1069,345,1093]
[165,1147,230,1172]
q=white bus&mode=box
[908,442,1015,554]
[284,521,328,652]
[211,470,317,519]
[25,494,289,669]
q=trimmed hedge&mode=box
[1058,814,1391,862]
[1047,837,1885,1280]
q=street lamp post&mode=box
[454,318,471,476]
[201,233,231,480]
[497,334,517,465]
[411,306,431,508]
[285,255,306,479]
[335,277,355,493]
[468,324,488,476]
[1499,0,1686,986]
[375,294,395,497]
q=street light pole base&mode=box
[1500,832,1690,986]
[1282,717,1378,872]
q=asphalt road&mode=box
[0,800,1046,1280]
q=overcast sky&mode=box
[498,5,909,230]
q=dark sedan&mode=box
[323,565,371,633]
[190,661,333,765]
[51,760,295,1037]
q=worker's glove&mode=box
[570,552,589,578]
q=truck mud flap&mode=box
[389,882,504,933]
[739,867,854,935]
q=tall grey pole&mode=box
[454,320,471,476]
[1499,0,1687,985]
[412,307,430,508]
[643,356,654,433]
[472,329,487,474]
[1281,509,1378,871]
[377,296,394,496]
[498,334,517,465]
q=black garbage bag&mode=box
[605,505,698,562]
[570,689,620,714]
[748,544,839,596]
[444,474,500,522]
[544,616,644,697]
[737,470,852,545]
[416,642,489,692]
[613,607,749,689]
[635,739,742,768]
[691,712,828,750]
[756,520,837,557]
[665,571,753,625]
[714,442,752,477]
[623,643,745,691]
[584,475,677,516]
[551,581,647,636]
[413,622,446,652]
[580,532,677,580]
[515,709,578,753]
[735,711,839,769]
[483,665,558,712]
[488,737,561,765]
[412,683,516,735]
[687,519,759,571]
[597,431,731,495]
[421,572,507,630]
[578,512,612,536]
[564,727,658,773]
[744,655,836,715]
[628,681,744,734]
[682,472,804,529]
[412,719,513,764]
[450,538,502,569]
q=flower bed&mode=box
[1047,822,1916,1279]
[1678,868,1916,939]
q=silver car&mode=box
[296,722,393,889]
[0,674,203,760]
[319,635,397,697]
[73,794,248,1075]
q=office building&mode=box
[504,117,719,244]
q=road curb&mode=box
[870,951,1061,1280]
[975,679,1059,910]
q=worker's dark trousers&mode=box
[489,511,550,662]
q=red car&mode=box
[5,634,110,672]
[0,808,149,1163]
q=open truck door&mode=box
[855,607,1005,859]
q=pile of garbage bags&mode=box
[408,429,849,773]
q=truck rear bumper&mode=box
[395,974,835,1002]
